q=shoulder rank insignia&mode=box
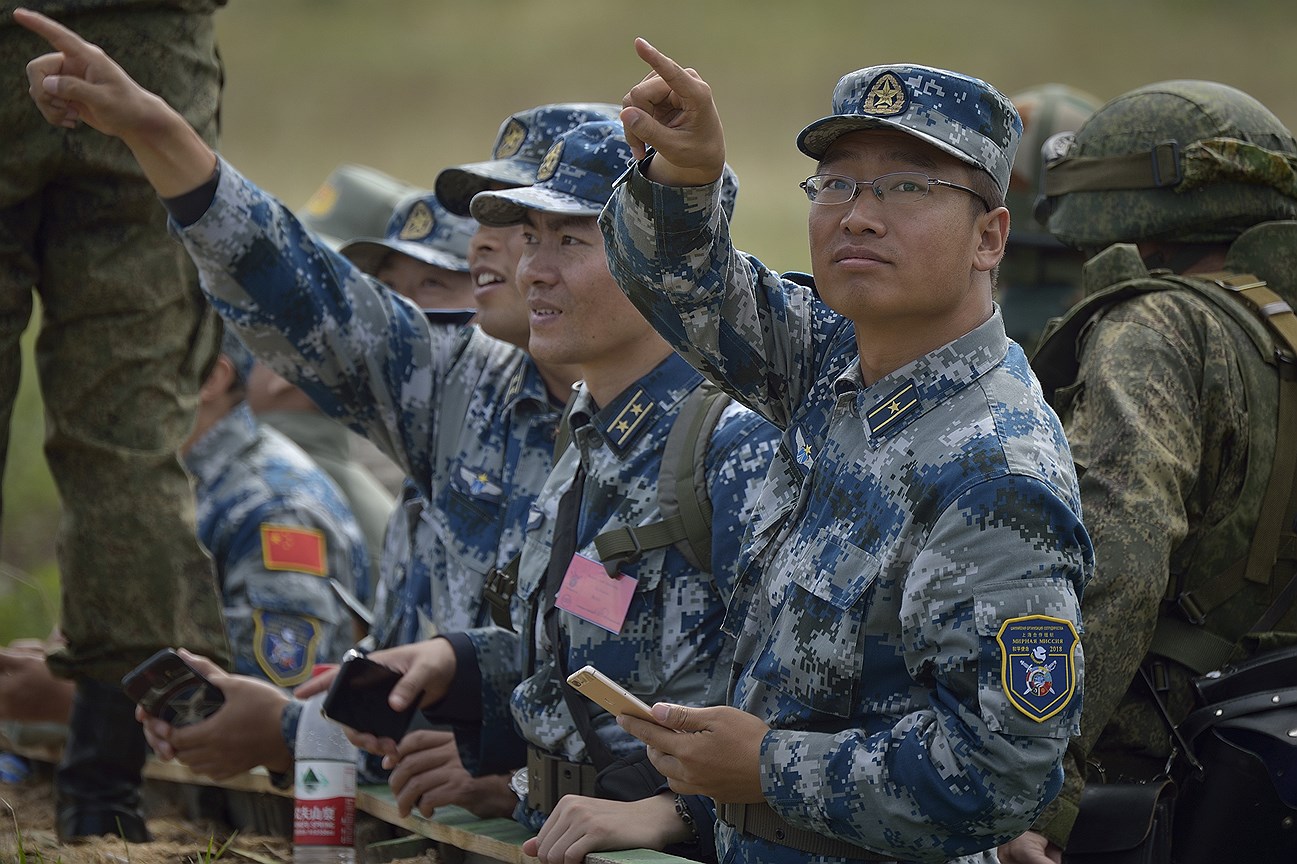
[537,140,563,182]
[260,524,327,577]
[399,201,435,240]
[861,72,907,116]
[866,381,919,438]
[253,611,319,687]
[459,466,503,500]
[495,118,527,159]
[605,388,654,451]
[997,615,1079,722]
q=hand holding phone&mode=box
[321,650,417,741]
[121,648,225,727]
[566,665,658,724]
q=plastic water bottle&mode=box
[293,689,357,863]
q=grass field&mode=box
[3,0,1296,642]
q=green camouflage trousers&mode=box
[0,6,231,680]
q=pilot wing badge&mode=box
[997,614,1079,722]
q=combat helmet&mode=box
[1042,80,1297,250]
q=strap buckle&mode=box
[1150,141,1182,188]
[1176,591,1207,625]
[483,565,517,630]
[602,526,643,577]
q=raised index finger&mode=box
[13,8,89,54]
[633,38,701,98]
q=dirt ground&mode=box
[0,759,437,864]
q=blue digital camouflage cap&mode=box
[435,103,622,216]
[220,327,255,385]
[470,120,633,226]
[340,191,477,276]
[797,64,1022,196]
[296,164,417,250]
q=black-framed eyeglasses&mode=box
[800,171,991,212]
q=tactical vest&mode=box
[483,381,732,630]
[1033,222,1297,675]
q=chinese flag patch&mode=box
[260,524,327,577]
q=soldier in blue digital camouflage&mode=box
[597,40,1093,864]
[339,119,778,864]
[2,1,231,841]
[999,81,1297,864]
[185,330,368,687]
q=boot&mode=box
[55,677,151,843]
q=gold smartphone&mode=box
[566,665,657,723]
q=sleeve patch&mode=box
[253,610,320,687]
[260,524,327,576]
[997,614,1079,723]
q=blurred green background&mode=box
[3,0,1296,643]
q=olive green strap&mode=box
[1043,141,1182,195]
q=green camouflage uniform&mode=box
[0,1,231,679]
[1028,79,1297,846]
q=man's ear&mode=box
[973,206,1010,273]
[199,355,237,402]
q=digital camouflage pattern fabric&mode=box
[186,404,367,687]
[600,167,1092,864]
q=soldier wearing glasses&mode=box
[602,42,1093,864]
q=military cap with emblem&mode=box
[470,120,633,226]
[797,64,1023,197]
[435,103,622,217]
[340,191,477,277]
[296,163,418,250]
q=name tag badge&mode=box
[555,554,637,634]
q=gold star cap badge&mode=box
[494,118,527,159]
[861,72,907,116]
[398,201,436,241]
[536,140,563,183]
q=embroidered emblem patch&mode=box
[459,466,503,500]
[398,201,435,240]
[536,140,563,182]
[793,427,814,469]
[260,524,327,577]
[997,614,1079,722]
[254,611,319,687]
[866,381,919,437]
[861,72,907,116]
[495,118,527,159]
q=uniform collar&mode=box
[570,352,703,457]
[835,307,1010,443]
[184,402,259,487]
[503,355,559,412]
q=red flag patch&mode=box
[260,524,328,576]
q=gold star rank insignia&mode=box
[606,389,655,449]
[862,72,907,116]
[399,201,435,240]
[866,381,919,437]
[495,118,527,159]
[537,141,563,182]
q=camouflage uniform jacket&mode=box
[173,161,562,650]
[371,478,446,648]
[458,353,777,820]
[1028,239,1297,846]
[600,168,1092,864]
[185,403,366,687]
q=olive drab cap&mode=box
[1007,84,1103,242]
[340,192,477,277]
[434,103,622,216]
[1042,80,1297,249]
[796,64,1022,196]
[296,164,418,250]
[470,120,634,226]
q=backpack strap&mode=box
[593,382,730,575]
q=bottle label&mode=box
[293,759,357,846]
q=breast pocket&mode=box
[751,534,880,717]
[438,463,507,580]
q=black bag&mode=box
[592,747,668,802]
[1169,648,1297,864]
[1063,779,1175,864]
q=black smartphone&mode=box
[321,650,417,740]
[121,648,225,727]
